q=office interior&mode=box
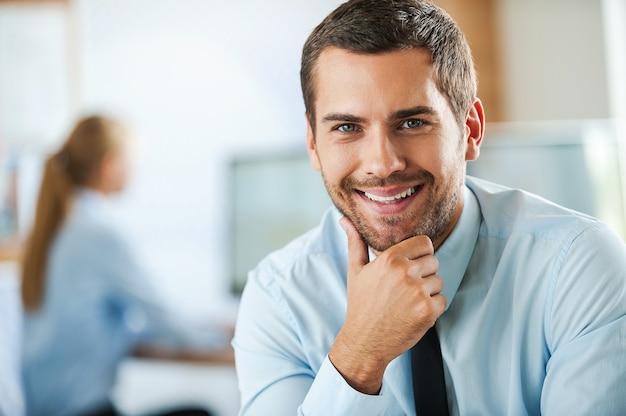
[0,0,625,414]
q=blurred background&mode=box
[0,0,625,414]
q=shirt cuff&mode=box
[299,355,390,415]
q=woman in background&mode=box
[21,116,222,416]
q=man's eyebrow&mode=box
[391,106,437,120]
[321,113,366,124]
[320,107,437,124]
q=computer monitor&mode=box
[467,119,626,239]
[228,150,332,294]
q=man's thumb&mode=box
[339,216,369,274]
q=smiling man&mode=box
[309,46,476,253]
[232,1,626,415]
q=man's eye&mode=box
[337,124,357,133]
[401,119,423,129]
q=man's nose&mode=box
[361,131,406,178]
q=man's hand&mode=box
[328,216,447,395]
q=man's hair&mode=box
[300,0,477,128]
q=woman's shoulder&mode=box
[61,193,134,253]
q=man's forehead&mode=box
[312,47,441,118]
[312,47,435,95]
[316,46,432,67]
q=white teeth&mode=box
[364,187,416,203]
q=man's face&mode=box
[307,47,479,252]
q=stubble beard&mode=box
[322,170,462,252]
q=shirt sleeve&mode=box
[301,356,391,415]
[233,268,391,416]
[541,224,626,415]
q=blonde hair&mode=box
[21,115,128,311]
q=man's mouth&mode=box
[363,186,417,204]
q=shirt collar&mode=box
[435,185,481,310]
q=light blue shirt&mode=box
[22,190,226,416]
[233,176,626,415]
[0,268,25,416]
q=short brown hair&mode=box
[300,0,477,127]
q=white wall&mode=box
[0,3,71,148]
[601,0,626,223]
[72,0,343,315]
[602,0,626,120]
[495,0,611,122]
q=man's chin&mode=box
[337,206,416,250]
[358,227,412,253]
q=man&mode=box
[233,0,626,414]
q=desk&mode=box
[133,344,235,366]
[114,345,239,416]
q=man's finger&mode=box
[420,274,445,297]
[391,234,434,261]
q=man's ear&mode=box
[464,98,485,162]
[306,114,322,171]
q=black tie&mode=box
[411,326,449,415]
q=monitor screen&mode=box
[228,151,333,294]
[467,119,626,239]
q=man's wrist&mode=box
[328,340,386,395]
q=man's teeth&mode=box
[364,187,416,203]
